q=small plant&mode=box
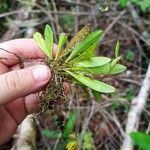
[42,111,77,150]
[33,24,126,149]
[125,49,135,62]
[82,131,94,150]
[33,24,126,111]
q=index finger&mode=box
[0,38,56,66]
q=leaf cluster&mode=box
[33,24,126,97]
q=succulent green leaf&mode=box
[33,32,49,57]
[115,41,120,58]
[87,63,126,75]
[55,33,68,60]
[66,30,103,62]
[44,24,53,59]
[66,71,116,93]
[42,129,62,138]
[130,132,150,150]
[110,64,127,74]
[75,57,111,68]
[63,112,77,137]
[70,42,96,63]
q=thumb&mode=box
[0,65,51,105]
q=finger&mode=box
[4,93,38,126]
[5,83,71,126]
[0,38,57,66]
[25,93,39,114]
[0,65,51,105]
[0,105,18,145]
[0,62,9,74]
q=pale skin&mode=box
[0,39,70,145]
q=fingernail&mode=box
[32,65,50,82]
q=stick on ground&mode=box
[121,63,150,150]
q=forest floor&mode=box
[0,0,150,150]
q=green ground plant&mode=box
[130,131,150,150]
[125,50,135,62]
[42,111,77,150]
[131,0,150,12]
[119,0,150,11]
[82,131,94,150]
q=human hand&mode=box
[0,39,54,145]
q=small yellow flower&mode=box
[66,140,78,150]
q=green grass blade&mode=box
[33,32,49,57]
[55,33,68,60]
[66,71,116,93]
[44,24,53,59]
[66,30,103,62]
[74,57,111,68]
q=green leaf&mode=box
[70,42,96,63]
[74,57,111,68]
[111,56,121,68]
[42,129,62,138]
[139,0,150,11]
[66,71,116,93]
[33,32,49,57]
[131,0,150,12]
[66,30,103,62]
[44,24,53,59]
[130,132,150,150]
[63,112,77,137]
[119,0,128,7]
[115,41,120,58]
[110,64,127,74]
[55,33,68,60]
[88,63,126,75]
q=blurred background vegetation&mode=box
[0,0,150,149]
